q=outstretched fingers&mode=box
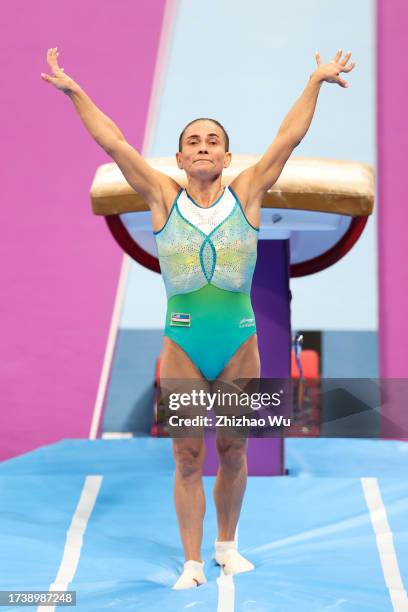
[40,72,57,84]
[338,50,356,73]
[341,61,356,73]
[314,48,356,88]
[339,50,351,66]
[47,47,64,75]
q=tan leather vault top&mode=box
[90,155,374,217]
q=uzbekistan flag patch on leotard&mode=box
[170,312,191,327]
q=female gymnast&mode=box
[42,47,355,589]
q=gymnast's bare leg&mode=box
[212,333,260,575]
[160,334,260,587]
[160,336,208,588]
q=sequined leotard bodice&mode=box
[154,186,259,298]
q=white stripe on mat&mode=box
[38,475,103,612]
[217,573,235,612]
[361,477,408,611]
[216,528,237,612]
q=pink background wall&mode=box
[378,0,408,379]
[0,0,166,460]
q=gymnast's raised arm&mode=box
[41,48,177,212]
[232,49,357,210]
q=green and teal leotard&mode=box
[154,186,259,381]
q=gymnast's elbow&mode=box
[97,135,125,157]
[291,135,303,148]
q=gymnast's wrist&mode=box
[309,71,324,85]
[65,81,82,98]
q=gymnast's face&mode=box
[176,120,231,178]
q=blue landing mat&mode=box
[1,439,407,610]
[286,438,408,477]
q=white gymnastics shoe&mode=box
[172,560,207,590]
[214,540,255,576]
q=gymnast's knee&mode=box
[173,441,205,480]
[216,437,247,471]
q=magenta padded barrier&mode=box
[0,0,166,460]
[377,0,408,379]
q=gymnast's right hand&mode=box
[41,48,77,94]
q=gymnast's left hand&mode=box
[311,49,356,87]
